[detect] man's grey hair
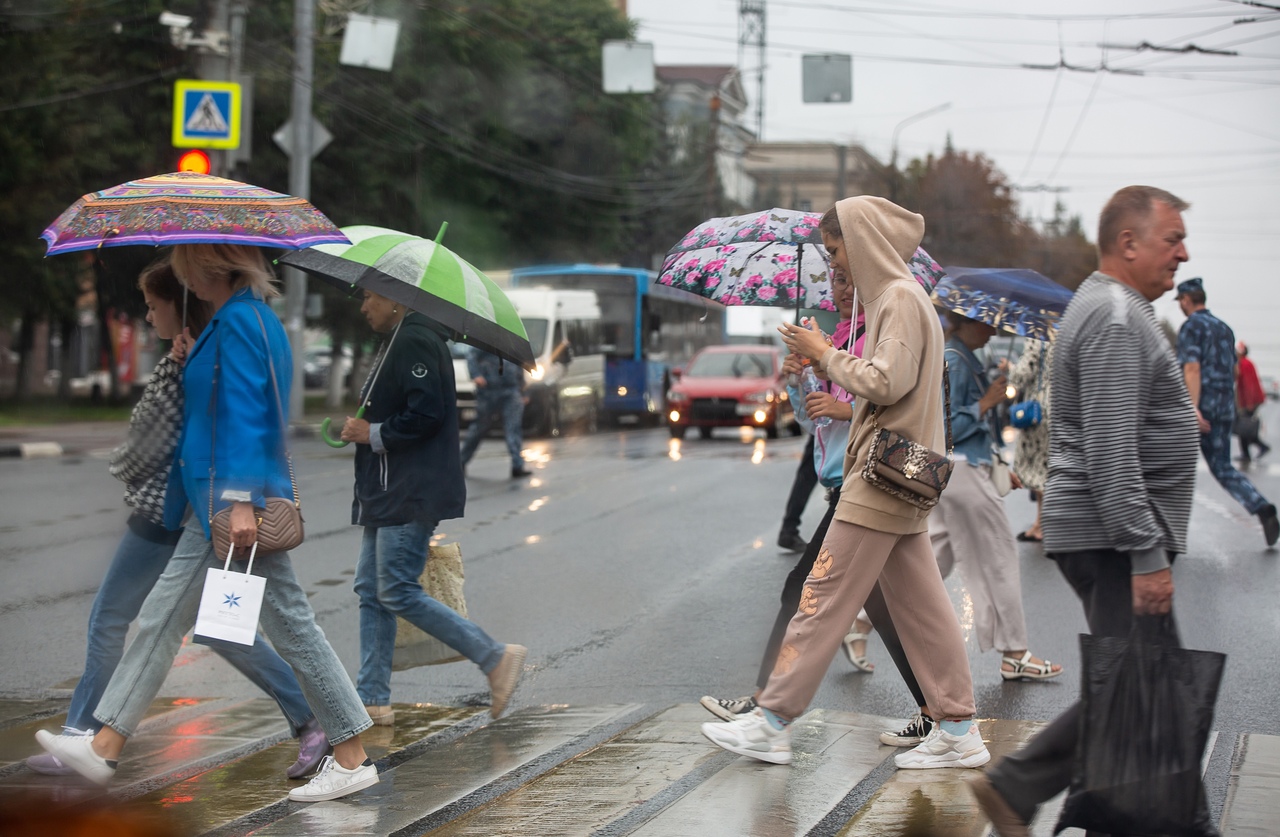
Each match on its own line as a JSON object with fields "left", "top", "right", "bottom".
{"left": 1098, "top": 185, "right": 1189, "bottom": 257}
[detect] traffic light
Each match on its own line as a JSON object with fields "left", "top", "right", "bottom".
{"left": 177, "top": 149, "right": 211, "bottom": 174}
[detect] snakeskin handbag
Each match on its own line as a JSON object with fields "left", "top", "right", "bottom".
{"left": 861, "top": 364, "right": 954, "bottom": 510}
{"left": 209, "top": 308, "right": 305, "bottom": 557}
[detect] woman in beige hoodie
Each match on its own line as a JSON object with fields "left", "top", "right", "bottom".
{"left": 701, "top": 196, "right": 988, "bottom": 770}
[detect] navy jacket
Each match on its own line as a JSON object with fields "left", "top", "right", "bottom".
{"left": 163, "top": 288, "right": 295, "bottom": 538}
{"left": 353, "top": 312, "right": 466, "bottom": 527}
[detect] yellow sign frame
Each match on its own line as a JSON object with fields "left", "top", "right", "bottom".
{"left": 172, "top": 79, "right": 241, "bottom": 149}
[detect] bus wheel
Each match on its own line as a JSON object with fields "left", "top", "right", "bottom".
{"left": 669, "top": 424, "right": 687, "bottom": 440}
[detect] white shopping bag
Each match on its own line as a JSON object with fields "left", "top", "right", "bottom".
{"left": 194, "top": 543, "right": 265, "bottom": 646}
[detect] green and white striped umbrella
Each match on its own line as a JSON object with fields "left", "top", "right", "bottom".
{"left": 278, "top": 224, "right": 534, "bottom": 370}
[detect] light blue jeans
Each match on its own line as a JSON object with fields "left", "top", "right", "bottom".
{"left": 95, "top": 524, "right": 371, "bottom": 744}
{"left": 354, "top": 520, "right": 505, "bottom": 705}
{"left": 68, "top": 519, "right": 313, "bottom": 735}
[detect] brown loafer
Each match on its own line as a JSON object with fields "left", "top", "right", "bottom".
{"left": 966, "top": 772, "right": 1030, "bottom": 837}
{"left": 487, "top": 644, "right": 528, "bottom": 719}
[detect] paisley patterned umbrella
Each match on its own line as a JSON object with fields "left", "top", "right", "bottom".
{"left": 657, "top": 208, "right": 947, "bottom": 310}
{"left": 931, "top": 267, "right": 1074, "bottom": 342}
{"left": 40, "top": 171, "right": 348, "bottom": 254}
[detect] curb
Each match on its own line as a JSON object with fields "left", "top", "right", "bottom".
{"left": 0, "top": 442, "right": 65, "bottom": 459}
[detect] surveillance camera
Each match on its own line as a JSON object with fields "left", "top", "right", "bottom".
{"left": 159, "top": 11, "right": 193, "bottom": 29}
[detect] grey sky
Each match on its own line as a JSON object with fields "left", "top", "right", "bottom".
{"left": 631, "top": 0, "right": 1280, "bottom": 370}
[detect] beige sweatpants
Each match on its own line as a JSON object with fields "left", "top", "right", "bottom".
{"left": 756, "top": 519, "right": 977, "bottom": 722}
{"left": 929, "top": 461, "right": 1029, "bottom": 654}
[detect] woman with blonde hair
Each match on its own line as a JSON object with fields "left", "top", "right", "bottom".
{"left": 28, "top": 259, "right": 332, "bottom": 781}
{"left": 38, "top": 243, "right": 379, "bottom": 803}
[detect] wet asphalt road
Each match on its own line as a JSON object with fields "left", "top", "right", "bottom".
{"left": 1, "top": 402, "right": 1278, "bottom": 750}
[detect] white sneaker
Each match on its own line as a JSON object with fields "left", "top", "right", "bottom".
{"left": 700, "top": 707, "right": 792, "bottom": 765}
{"left": 34, "top": 728, "right": 115, "bottom": 785}
{"left": 893, "top": 722, "right": 990, "bottom": 769}
{"left": 287, "top": 755, "right": 379, "bottom": 802}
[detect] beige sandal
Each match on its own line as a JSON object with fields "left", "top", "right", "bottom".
{"left": 841, "top": 632, "right": 875, "bottom": 673}
{"left": 1000, "top": 651, "right": 1062, "bottom": 681}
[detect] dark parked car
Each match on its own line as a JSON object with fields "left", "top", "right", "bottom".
{"left": 666, "top": 345, "right": 798, "bottom": 439}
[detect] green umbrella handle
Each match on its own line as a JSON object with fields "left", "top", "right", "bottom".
{"left": 320, "top": 405, "right": 367, "bottom": 448}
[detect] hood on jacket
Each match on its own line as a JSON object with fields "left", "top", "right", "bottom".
{"left": 834, "top": 196, "right": 925, "bottom": 305}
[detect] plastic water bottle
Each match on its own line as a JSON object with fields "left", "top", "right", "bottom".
{"left": 799, "top": 366, "right": 832, "bottom": 428}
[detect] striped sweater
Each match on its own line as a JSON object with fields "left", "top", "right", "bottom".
{"left": 1041, "top": 272, "right": 1199, "bottom": 573}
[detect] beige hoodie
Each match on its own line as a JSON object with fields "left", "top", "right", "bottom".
{"left": 818, "top": 196, "right": 947, "bottom": 535}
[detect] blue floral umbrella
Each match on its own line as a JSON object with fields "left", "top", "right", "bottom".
{"left": 931, "top": 267, "right": 1074, "bottom": 342}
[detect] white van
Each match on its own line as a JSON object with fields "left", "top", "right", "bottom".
{"left": 505, "top": 288, "right": 604, "bottom": 436}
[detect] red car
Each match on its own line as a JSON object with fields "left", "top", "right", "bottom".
{"left": 666, "top": 345, "right": 799, "bottom": 439}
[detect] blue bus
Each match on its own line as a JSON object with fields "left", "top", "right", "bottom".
{"left": 509, "top": 264, "right": 725, "bottom": 427}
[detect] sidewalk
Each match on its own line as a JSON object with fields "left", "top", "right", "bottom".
{"left": 0, "top": 420, "right": 129, "bottom": 458}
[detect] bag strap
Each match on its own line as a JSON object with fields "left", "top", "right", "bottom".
{"left": 207, "top": 303, "right": 300, "bottom": 530}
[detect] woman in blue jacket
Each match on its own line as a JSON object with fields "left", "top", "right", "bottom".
{"left": 340, "top": 290, "right": 526, "bottom": 724}
{"left": 37, "top": 243, "right": 379, "bottom": 804}
{"left": 28, "top": 260, "right": 328, "bottom": 782}
{"left": 934, "top": 311, "right": 1062, "bottom": 682}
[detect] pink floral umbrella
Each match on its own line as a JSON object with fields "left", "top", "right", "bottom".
{"left": 657, "top": 207, "right": 945, "bottom": 311}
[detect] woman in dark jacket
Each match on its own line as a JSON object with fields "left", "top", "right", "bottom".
{"left": 340, "top": 290, "right": 526, "bottom": 724}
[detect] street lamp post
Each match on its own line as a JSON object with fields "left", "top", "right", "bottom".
{"left": 889, "top": 102, "right": 950, "bottom": 201}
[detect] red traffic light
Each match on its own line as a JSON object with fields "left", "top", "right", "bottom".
{"left": 177, "top": 149, "right": 211, "bottom": 174}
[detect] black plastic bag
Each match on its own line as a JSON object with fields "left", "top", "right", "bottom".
{"left": 1056, "top": 614, "right": 1226, "bottom": 837}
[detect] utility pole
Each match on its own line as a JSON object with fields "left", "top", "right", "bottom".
{"left": 284, "top": 0, "right": 315, "bottom": 423}
{"left": 705, "top": 93, "right": 721, "bottom": 220}
{"left": 738, "top": 0, "right": 765, "bottom": 140}
{"left": 196, "top": 0, "right": 231, "bottom": 176}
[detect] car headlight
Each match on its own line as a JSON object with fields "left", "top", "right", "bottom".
{"left": 744, "top": 390, "right": 775, "bottom": 404}
{"left": 528, "top": 364, "right": 545, "bottom": 382}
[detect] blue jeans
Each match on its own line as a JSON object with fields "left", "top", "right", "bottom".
{"left": 460, "top": 388, "right": 524, "bottom": 471}
{"left": 354, "top": 521, "right": 504, "bottom": 705}
{"left": 95, "top": 524, "right": 371, "bottom": 744}
{"left": 1202, "top": 414, "right": 1268, "bottom": 514}
{"left": 68, "top": 520, "right": 313, "bottom": 735}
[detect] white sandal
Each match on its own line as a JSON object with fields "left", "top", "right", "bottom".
{"left": 841, "top": 632, "right": 875, "bottom": 673}
{"left": 1000, "top": 651, "right": 1062, "bottom": 681}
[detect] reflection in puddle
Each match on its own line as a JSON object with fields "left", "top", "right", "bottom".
{"left": 752, "top": 439, "right": 766, "bottom": 465}
{"left": 668, "top": 439, "right": 682, "bottom": 461}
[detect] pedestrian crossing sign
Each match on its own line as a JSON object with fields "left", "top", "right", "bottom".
{"left": 172, "top": 79, "right": 241, "bottom": 149}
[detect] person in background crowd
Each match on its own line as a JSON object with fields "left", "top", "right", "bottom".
{"left": 970, "top": 185, "right": 1200, "bottom": 835}
{"left": 777, "top": 434, "right": 818, "bottom": 553}
{"left": 937, "top": 311, "right": 1063, "bottom": 683}
{"left": 1175, "top": 277, "right": 1278, "bottom": 547}
{"left": 342, "top": 291, "right": 528, "bottom": 727}
{"left": 459, "top": 345, "right": 531, "bottom": 479}
{"left": 1007, "top": 340, "right": 1055, "bottom": 543}
{"left": 1234, "top": 341, "right": 1270, "bottom": 465}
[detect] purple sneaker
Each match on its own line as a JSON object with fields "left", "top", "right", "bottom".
{"left": 286, "top": 718, "right": 332, "bottom": 780}
{"left": 26, "top": 751, "right": 74, "bottom": 776}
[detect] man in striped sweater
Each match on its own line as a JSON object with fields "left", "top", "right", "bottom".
{"left": 968, "top": 185, "right": 1201, "bottom": 836}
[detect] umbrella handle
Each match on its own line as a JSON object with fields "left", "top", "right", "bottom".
{"left": 319, "top": 405, "right": 367, "bottom": 448}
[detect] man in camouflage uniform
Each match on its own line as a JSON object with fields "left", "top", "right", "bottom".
{"left": 1176, "top": 277, "right": 1278, "bottom": 547}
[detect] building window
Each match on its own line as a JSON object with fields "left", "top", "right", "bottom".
{"left": 797, "top": 199, "right": 812, "bottom": 211}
